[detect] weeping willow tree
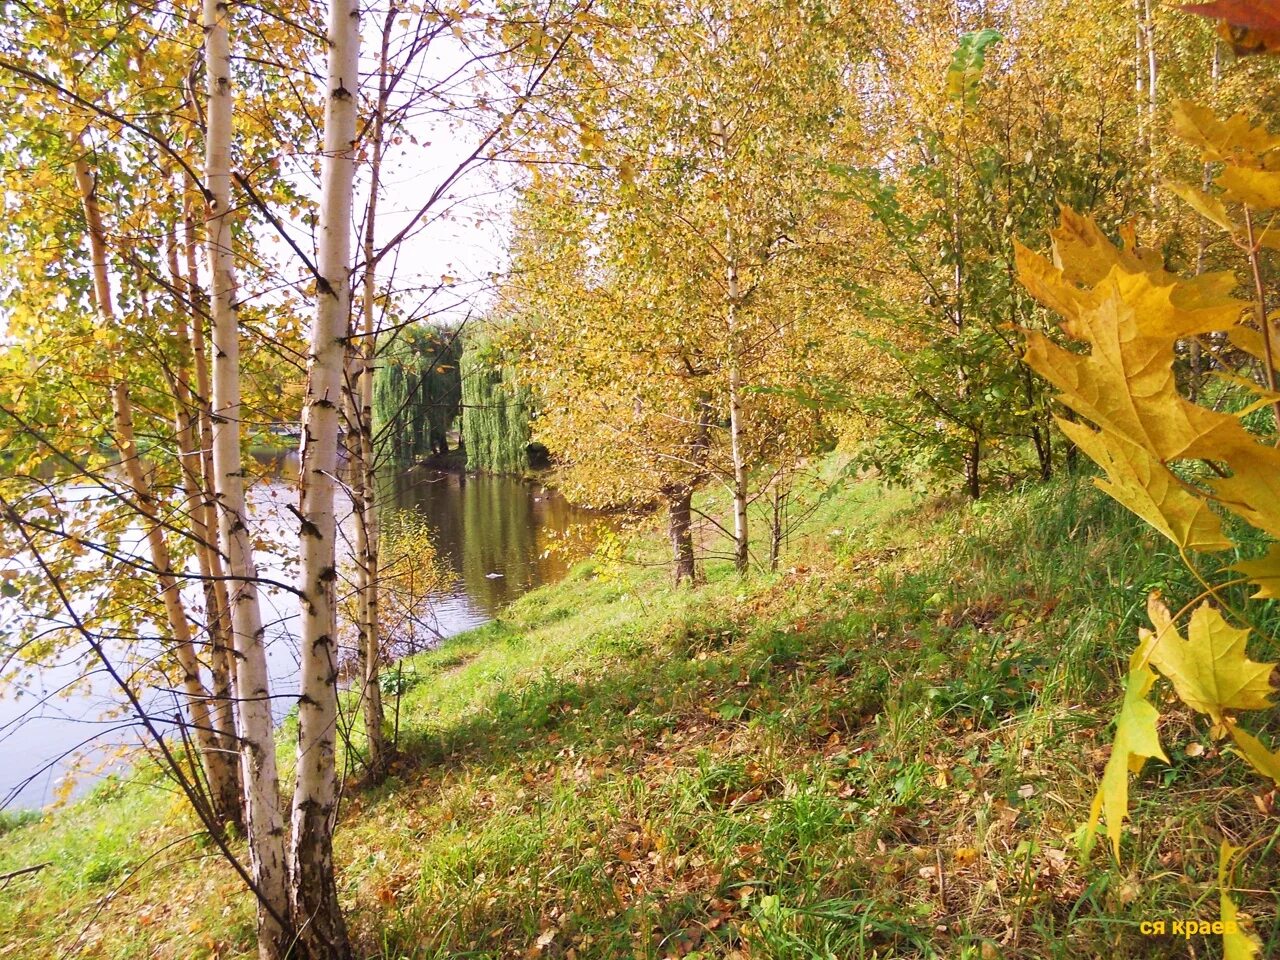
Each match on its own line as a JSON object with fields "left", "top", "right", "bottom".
{"left": 372, "top": 325, "right": 462, "bottom": 465}
{"left": 460, "top": 337, "right": 537, "bottom": 474}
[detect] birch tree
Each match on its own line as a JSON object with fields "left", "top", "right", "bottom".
{"left": 289, "top": 0, "right": 359, "bottom": 951}
{"left": 202, "top": 0, "right": 292, "bottom": 950}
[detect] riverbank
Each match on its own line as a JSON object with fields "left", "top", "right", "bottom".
{"left": 1, "top": 462, "right": 1274, "bottom": 958}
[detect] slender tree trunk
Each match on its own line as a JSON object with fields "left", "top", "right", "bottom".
{"left": 166, "top": 219, "right": 245, "bottom": 829}
{"left": 769, "top": 483, "right": 786, "bottom": 572}
{"left": 950, "top": 196, "right": 978, "bottom": 499}
{"left": 1143, "top": 0, "right": 1159, "bottom": 210}
{"left": 1134, "top": 0, "right": 1146, "bottom": 153}
{"left": 71, "top": 150, "right": 241, "bottom": 833}
{"left": 668, "top": 488, "right": 696, "bottom": 585}
{"left": 713, "top": 118, "right": 749, "bottom": 574}
{"left": 725, "top": 284, "right": 749, "bottom": 573}
{"left": 177, "top": 203, "right": 243, "bottom": 793}
{"left": 289, "top": 0, "right": 360, "bottom": 951}
{"left": 1188, "top": 42, "right": 1220, "bottom": 403}
{"left": 347, "top": 3, "right": 397, "bottom": 783}
{"left": 202, "top": 0, "right": 292, "bottom": 952}
{"left": 966, "top": 430, "right": 981, "bottom": 500}
{"left": 110, "top": 382, "right": 239, "bottom": 823}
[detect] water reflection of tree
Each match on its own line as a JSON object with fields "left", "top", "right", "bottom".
{"left": 378, "top": 469, "right": 582, "bottom": 618}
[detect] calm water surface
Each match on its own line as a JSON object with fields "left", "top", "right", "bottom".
{"left": 0, "top": 462, "right": 595, "bottom": 810}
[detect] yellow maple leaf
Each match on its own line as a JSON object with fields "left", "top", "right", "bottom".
{"left": 1056, "top": 419, "right": 1229, "bottom": 552}
{"left": 1230, "top": 542, "right": 1280, "bottom": 599}
{"left": 1211, "top": 442, "right": 1280, "bottom": 538}
{"left": 1014, "top": 240, "right": 1086, "bottom": 329}
{"left": 1219, "top": 842, "right": 1263, "bottom": 960}
{"left": 1144, "top": 601, "right": 1274, "bottom": 723}
{"left": 1171, "top": 100, "right": 1280, "bottom": 168}
{"left": 1226, "top": 323, "right": 1280, "bottom": 369}
{"left": 1049, "top": 207, "right": 1149, "bottom": 286}
{"left": 1219, "top": 166, "right": 1280, "bottom": 211}
{"left": 1167, "top": 180, "right": 1239, "bottom": 234}
{"left": 1086, "top": 654, "right": 1166, "bottom": 858}
{"left": 1024, "top": 279, "right": 1250, "bottom": 461}
{"left": 1019, "top": 227, "right": 1241, "bottom": 341}
{"left": 1225, "top": 720, "right": 1280, "bottom": 784}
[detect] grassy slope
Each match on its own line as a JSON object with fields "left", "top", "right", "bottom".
{"left": 1, "top": 461, "right": 1277, "bottom": 959}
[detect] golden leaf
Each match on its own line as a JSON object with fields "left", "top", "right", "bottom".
{"left": 1229, "top": 542, "right": 1280, "bottom": 599}
{"left": 1049, "top": 207, "right": 1148, "bottom": 286}
{"left": 1086, "top": 655, "right": 1166, "bottom": 858}
{"left": 1226, "top": 720, "right": 1280, "bottom": 784}
{"left": 1225, "top": 323, "right": 1280, "bottom": 367}
{"left": 1056, "top": 418, "right": 1229, "bottom": 552}
{"left": 1144, "top": 601, "right": 1274, "bottom": 723}
{"left": 1166, "top": 181, "right": 1238, "bottom": 233}
{"left": 1024, "top": 278, "right": 1250, "bottom": 461}
{"left": 1013, "top": 241, "right": 1087, "bottom": 329}
{"left": 1020, "top": 211, "right": 1242, "bottom": 335}
{"left": 1219, "top": 166, "right": 1280, "bottom": 211}
{"left": 1171, "top": 100, "right": 1280, "bottom": 167}
{"left": 1210, "top": 442, "right": 1280, "bottom": 538}
{"left": 1219, "top": 842, "right": 1263, "bottom": 960}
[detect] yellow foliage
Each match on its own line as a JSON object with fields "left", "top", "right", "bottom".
{"left": 1018, "top": 100, "right": 1280, "bottom": 870}
{"left": 1219, "top": 843, "right": 1263, "bottom": 960}
{"left": 1229, "top": 543, "right": 1280, "bottom": 599}
{"left": 1226, "top": 721, "right": 1280, "bottom": 785}
{"left": 1085, "top": 655, "right": 1165, "bottom": 858}
{"left": 1143, "top": 599, "right": 1274, "bottom": 724}
{"left": 1219, "top": 166, "right": 1280, "bottom": 210}
{"left": 1023, "top": 275, "right": 1247, "bottom": 461}
{"left": 1055, "top": 419, "right": 1229, "bottom": 552}
{"left": 1171, "top": 100, "right": 1280, "bottom": 168}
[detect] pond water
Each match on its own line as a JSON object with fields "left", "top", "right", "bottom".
{"left": 0, "top": 462, "right": 597, "bottom": 811}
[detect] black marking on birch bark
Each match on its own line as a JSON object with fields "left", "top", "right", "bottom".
{"left": 287, "top": 503, "right": 322, "bottom": 538}
{"left": 297, "top": 693, "right": 318, "bottom": 707}
{"left": 333, "top": 80, "right": 352, "bottom": 101}
{"left": 320, "top": 566, "right": 337, "bottom": 583}
{"left": 314, "top": 396, "right": 338, "bottom": 409}
{"left": 317, "top": 276, "right": 337, "bottom": 297}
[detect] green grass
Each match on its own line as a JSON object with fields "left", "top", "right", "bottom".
{"left": 1, "top": 458, "right": 1277, "bottom": 959}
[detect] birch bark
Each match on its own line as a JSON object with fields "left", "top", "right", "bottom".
{"left": 288, "top": 0, "right": 360, "bottom": 949}
{"left": 202, "top": 0, "right": 292, "bottom": 951}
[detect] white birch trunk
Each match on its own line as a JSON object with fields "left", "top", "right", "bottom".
{"left": 713, "top": 118, "right": 749, "bottom": 573}
{"left": 288, "top": 0, "right": 359, "bottom": 950}
{"left": 201, "top": 0, "right": 291, "bottom": 952}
